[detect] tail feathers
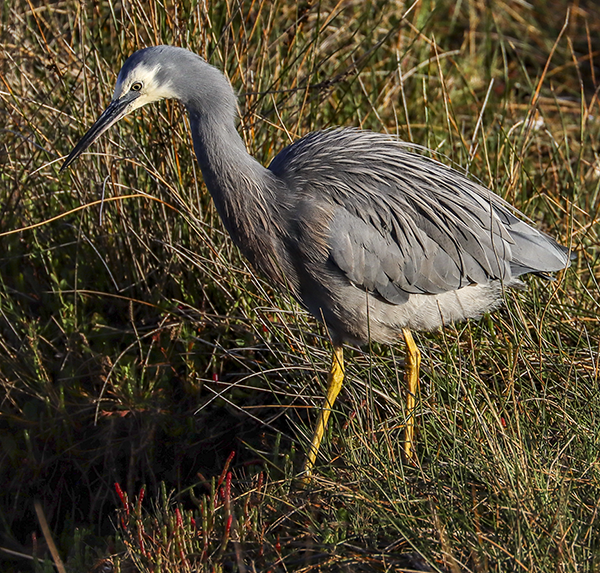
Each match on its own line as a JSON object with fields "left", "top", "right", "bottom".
{"left": 507, "top": 220, "right": 571, "bottom": 278}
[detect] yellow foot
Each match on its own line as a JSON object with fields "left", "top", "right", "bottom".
{"left": 300, "top": 344, "right": 345, "bottom": 481}
{"left": 402, "top": 328, "right": 421, "bottom": 463}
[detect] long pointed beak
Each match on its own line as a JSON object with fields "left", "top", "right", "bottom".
{"left": 60, "top": 92, "right": 139, "bottom": 172}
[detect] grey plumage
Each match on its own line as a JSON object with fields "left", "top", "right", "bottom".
{"left": 62, "top": 45, "right": 571, "bottom": 473}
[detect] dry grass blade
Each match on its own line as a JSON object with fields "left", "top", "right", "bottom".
{"left": 33, "top": 501, "right": 67, "bottom": 573}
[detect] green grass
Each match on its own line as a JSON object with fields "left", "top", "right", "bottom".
{"left": 1, "top": 0, "right": 599, "bottom": 571}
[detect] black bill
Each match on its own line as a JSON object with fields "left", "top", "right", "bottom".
{"left": 61, "top": 92, "right": 139, "bottom": 172}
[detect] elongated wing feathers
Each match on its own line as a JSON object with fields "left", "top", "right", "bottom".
{"left": 268, "top": 129, "right": 570, "bottom": 304}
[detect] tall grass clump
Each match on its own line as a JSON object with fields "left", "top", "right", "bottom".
{"left": 1, "top": 0, "right": 599, "bottom": 571}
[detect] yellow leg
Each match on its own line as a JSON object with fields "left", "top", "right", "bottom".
{"left": 301, "top": 344, "right": 345, "bottom": 479}
{"left": 402, "top": 328, "right": 421, "bottom": 462}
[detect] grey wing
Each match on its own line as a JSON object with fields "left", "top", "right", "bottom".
{"left": 270, "top": 129, "right": 570, "bottom": 305}
{"left": 326, "top": 188, "right": 511, "bottom": 304}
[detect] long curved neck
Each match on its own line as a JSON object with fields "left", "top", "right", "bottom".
{"left": 187, "top": 105, "right": 271, "bottom": 236}
{"left": 177, "top": 61, "right": 292, "bottom": 284}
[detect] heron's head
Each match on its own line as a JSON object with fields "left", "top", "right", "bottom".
{"left": 113, "top": 48, "right": 180, "bottom": 110}
{"left": 61, "top": 46, "right": 193, "bottom": 171}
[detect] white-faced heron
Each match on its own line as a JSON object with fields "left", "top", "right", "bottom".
{"left": 61, "top": 46, "right": 571, "bottom": 478}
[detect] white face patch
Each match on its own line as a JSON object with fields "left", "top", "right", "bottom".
{"left": 113, "top": 62, "right": 177, "bottom": 112}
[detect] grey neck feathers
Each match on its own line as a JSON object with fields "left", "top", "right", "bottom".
{"left": 173, "top": 58, "right": 290, "bottom": 281}
{"left": 176, "top": 60, "right": 277, "bottom": 237}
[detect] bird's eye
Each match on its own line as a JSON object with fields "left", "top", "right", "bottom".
{"left": 130, "top": 82, "right": 143, "bottom": 91}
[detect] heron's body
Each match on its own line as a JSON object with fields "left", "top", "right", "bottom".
{"left": 199, "top": 122, "right": 566, "bottom": 345}
{"left": 62, "top": 46, "right": 571, "bottom": 477}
